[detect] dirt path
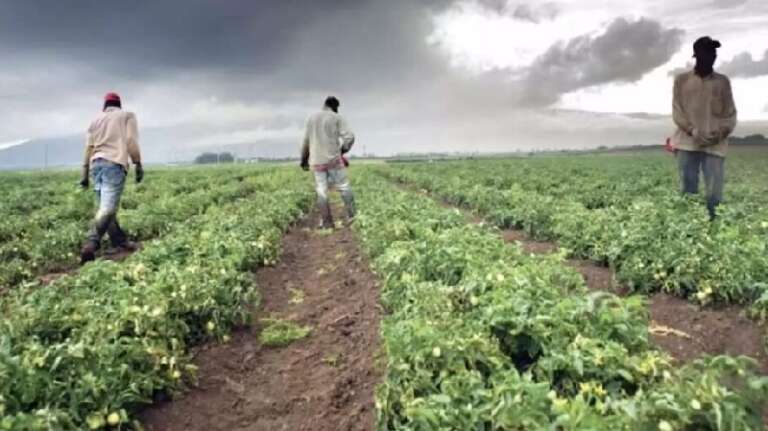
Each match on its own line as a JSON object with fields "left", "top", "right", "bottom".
{"left": 401, "top": 181, "right": 768, "bottom": 373}
{"left": 139, "top": 208, "right": 381, "bottom": 431}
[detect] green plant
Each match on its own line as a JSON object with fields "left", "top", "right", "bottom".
{"left": 259, "top": 318, "right": 312, "bottom": 347}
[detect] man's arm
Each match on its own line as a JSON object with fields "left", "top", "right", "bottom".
{"left": 126, "top": 113, "right": 141, "bottom": 165}
{"left": 339, "top": 116, "right": 355, "bottom": 154}
{"left": 717, "top": 77, "right": 738, "bottom": 140}
{"left": 126, "top": 113, "right": 144, "bottom": 182}
{"left": 80, "top": 132, "right": 94, "bottom": 189}
{"left": 672, "top": 75, "right": 694, "bottom": 136}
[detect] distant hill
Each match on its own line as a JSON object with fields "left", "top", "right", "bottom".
{"left": 0, "top": 136, "right": 83, "bottom": 170}
{"left": 0, "top": 133, "right": 300, "bottom": 170}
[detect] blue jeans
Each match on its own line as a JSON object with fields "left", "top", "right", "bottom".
{"left": 86, "top": 159, "right": 127, "bottom": 246}
{"left": 677, "top": 150, "right": 724, "bottom": 219}
{"left": 313, "top": 168, "right": 356, "bottom": 219}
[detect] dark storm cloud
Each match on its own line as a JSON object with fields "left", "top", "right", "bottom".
{"left": 719, "top": 50, "right": 768, "bottom": 78}
{"left": 521, "top": 18, "right": 684, "bottom": 105}
{"left": 0, "top": 1, "right": 354, "bottom": 76}
{"left": 0, "top": 0, "right": 452, "bottom": 80}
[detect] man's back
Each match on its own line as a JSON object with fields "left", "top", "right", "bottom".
{"left": 87, "top": 107, "right": 140, "bottom": 169}
{"left": 304, "top": 109, "right": 354, "bottom": 167}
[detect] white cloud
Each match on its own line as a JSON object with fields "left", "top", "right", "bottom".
{"left": 431, "top": 1, "right": 611, "bottom": 71}
{"left": 432, "top": 0, "right": 768, "bottom": 120}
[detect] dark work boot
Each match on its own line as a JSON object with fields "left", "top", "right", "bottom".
{"left": 108, "top": 218, "right": 127, "bottom": 247}
{"left": 318, "top": 202, "right": 334, "bottom": 229}
{"left": 106, "top": 218, "right": 139, "bottom": 253}
{"left": 80, "top": 241, "right": 98, "bottom": 264}
{"left": 706, "top": 198, "right": 719, "bottom": 221}
{"left": 80, "top": 212, "right": 112, "bottom": 263}
{"left": 341, "top": 192, "right": 357, "bottom": 224}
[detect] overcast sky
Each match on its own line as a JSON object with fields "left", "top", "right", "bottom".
{"left": 0, "top": 0, "right": 767, "bottom": 159}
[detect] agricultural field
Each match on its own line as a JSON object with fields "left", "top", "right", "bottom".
{"left": 2, "top": 150, "right": 768, "bottom": 430}
{"left": 383, "top": 149, "right": 768, "bottom": 310}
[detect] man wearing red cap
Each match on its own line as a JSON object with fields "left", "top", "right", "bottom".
{"left": 672, "top": 36, "right": 737, "bottom": 220}
{"left": 79, "top": 92, "right": 144, "bottom": 263}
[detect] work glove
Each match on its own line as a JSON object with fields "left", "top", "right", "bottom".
{"left": 689, "top": 128, "right": 717, "bottom": 147}
{"left": 79, "top": 165, "right": 90, "bottom": 190}
{"left": 135, "top": 163, "right": 144, "bottom": 184}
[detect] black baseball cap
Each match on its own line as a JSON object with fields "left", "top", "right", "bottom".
{"left": 693, "top": 36, "right": 721, "bottom": 57}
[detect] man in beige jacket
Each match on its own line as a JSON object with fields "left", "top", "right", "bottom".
{"left": 300, "top": 96, "right": 356, "bottom": 229}
{"left": 672, "top": 36, "right": 737, "bottom": 220}
{"left": 79, "top": 92, "right": 144, "bottom": 263}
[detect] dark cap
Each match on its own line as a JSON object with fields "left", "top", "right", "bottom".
{"left": 324, "top": 96, "right": 340, "bottom": 112}
{"left": 693, "top": 36, "right": 721, "bottom": 56}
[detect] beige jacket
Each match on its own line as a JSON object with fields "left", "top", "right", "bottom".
{"left": 83, "top": 107, "right": 141, "bottom": 169}
{"left": 672, "top": 70, "right": 737, "bottom": 158}
{"left": 301, "top": 108, "right": 355, "bottom": 169}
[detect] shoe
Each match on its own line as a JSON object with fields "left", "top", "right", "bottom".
{"left": 80, "top": 242, "right": 98, "bottom": 264}
{"left": 115, "top": 240, "right": 140, "bottom": 252}
{"left": 318, "top": 202, "right": 334, "bottom": 229}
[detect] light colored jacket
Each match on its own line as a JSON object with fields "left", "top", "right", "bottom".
{"left": 672, "top": 70, "right": 737, "bottom": 158}
{"left": 83, "top": 107, "right": 141, "bottom": 169}
{"left": 301, "top": 108, "right": 355, "bottom": 170}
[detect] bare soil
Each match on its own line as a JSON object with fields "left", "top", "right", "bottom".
{"left": 139, "top": 208, "right": 381, "bottom": 431}
{"left": 649, "top": 294, "right": 768, "bottom": 373}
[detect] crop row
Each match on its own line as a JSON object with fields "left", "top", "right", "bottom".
{"left": 352, "top": 170, "right": 767, "bottom": 430}
{"left": 381, "top": 163, "right": 768, "bottom": 310}
{"left": 0, "top": 169, "right": 314, "bottom": 430}
{"left": 425, "top": 155, "right": 768, "bottom": 211}
{"left": 0, "top": 167, "right": 270, "bottom": 289}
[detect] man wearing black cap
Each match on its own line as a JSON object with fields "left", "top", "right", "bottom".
{"left": 672, "top": 36, "right": 737, "bottom": 220}
{"left": 300, "top": 96, "right": 356, "bottom": 229}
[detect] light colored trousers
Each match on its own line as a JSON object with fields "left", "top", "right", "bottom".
{"left": 313, "top": 168, "right": 356, "bottom": 218}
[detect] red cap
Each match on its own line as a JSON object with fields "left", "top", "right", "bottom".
{"left": 104, "top": 92, "right": 121, "bottom": 102}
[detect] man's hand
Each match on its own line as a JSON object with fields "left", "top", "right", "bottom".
{"left": 700, "top": 130, "right": 722, "bottom": 147}
{"left": 79, "top": 166, "right": 90, "bottom": 190}
{"left": 135, "top": 163, "right": 144, "bottom": 184}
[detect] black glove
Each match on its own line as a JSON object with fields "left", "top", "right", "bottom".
{"left": 300, "top": 157, "right": 309, "bottom": 171}
{"left": 135, "top": 163, "right": 144, "bottom": 184}
{"left": 79, "top": 165, "right": 90, "bottom": 190}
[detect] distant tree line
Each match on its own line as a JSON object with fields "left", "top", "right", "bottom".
{"left": 194, "top": 152, "right": 235, "bottom": 164}
{"left": 731, "top": 134, "right": 767, "bottom": 145}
